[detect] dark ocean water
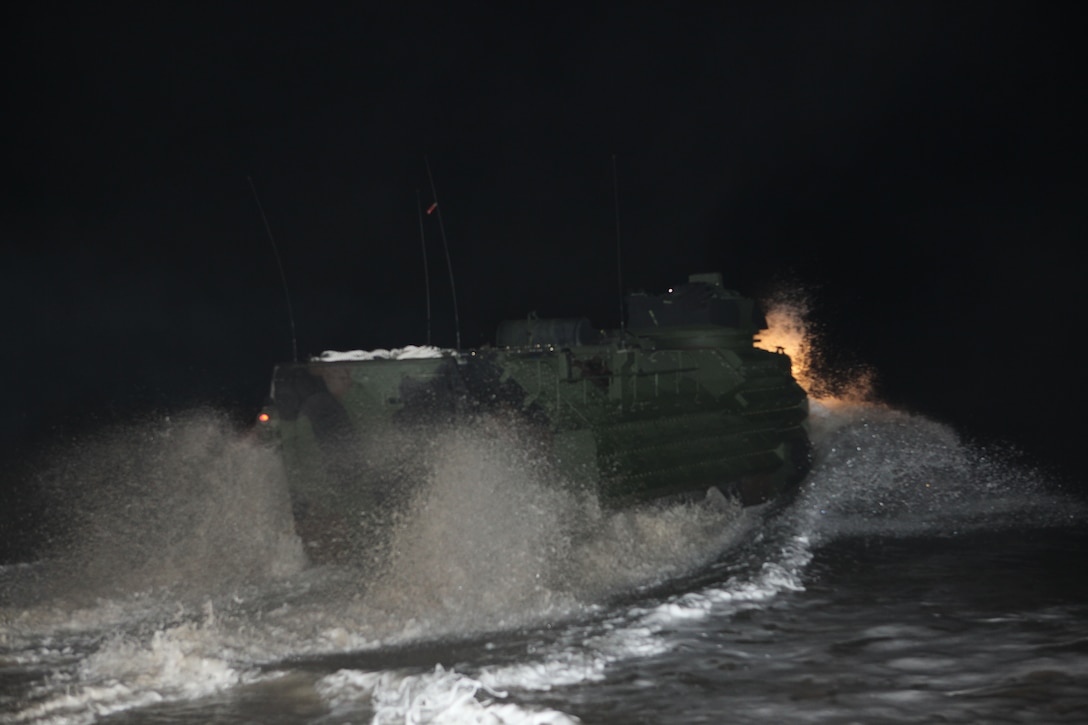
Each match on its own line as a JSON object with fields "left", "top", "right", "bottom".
{"left": 2, "top": 400, "right": 1085, "bottom": 724}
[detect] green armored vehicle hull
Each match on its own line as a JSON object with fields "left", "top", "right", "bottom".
{"left": 259, "top": 274, "right": 809, "bottom": 560}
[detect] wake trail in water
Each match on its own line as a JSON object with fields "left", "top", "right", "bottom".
{"left": 435, "top": 399, "right": 1082, "bottom": 724}
{"left": 4, "top": 292, "right": 1083, "bottom": 723}
{"left": 291, "top": 394, "right": 1083, "bottom": 723}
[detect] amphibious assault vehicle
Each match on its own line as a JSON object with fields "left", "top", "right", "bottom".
{"left": 259, "top": 273, "right": 810, "bottom": 560}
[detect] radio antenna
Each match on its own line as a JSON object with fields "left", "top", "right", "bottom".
{"left": 424, "top": 156, "right": 462, "bottom": 351}
{"left": 247, "top": 176, "right": 298, "bottom": 362}
{"left": 416, "top": 189, "right": 433, "bottom": 346}
{"left": 612, "top": 154, "right": 626, "bottom": 344}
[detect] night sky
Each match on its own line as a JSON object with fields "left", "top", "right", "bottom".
{"left": 3, "top": 2, "right": 1084, "bottom": 521}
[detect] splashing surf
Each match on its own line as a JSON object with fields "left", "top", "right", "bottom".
{"left": 3, "top": 294, "right": 1081, "bottom": 724}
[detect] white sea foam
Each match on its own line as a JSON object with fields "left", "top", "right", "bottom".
{"left": 474, "top": 532, "right": 813, "bottom": 706}
{"left": 316, "top": 665, "right": 580, "bottom": 724}
{"left": 476, "top": 622, "right": 674, "bottom": 696}
{"left": 635, "top": 533, "right": 810, "bottom": 628}
{"left": 478, "top": 654, "right": 610, "bottom": 692}
{"left": 8, "top": 614, "right": 271, "bottom": 725}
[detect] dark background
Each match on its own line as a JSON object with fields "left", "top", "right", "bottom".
{"left": 2, "top": 2, "right": 1083, "bottom": 555}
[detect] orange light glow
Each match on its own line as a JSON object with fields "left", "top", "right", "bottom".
{"left": 755, "top": 292, "right": 876, "bottom": 406}
{"left": 754, "top": 299, "right": 813, "bottom": 392}
{"left": 258, "top": 412, "right": 270, "bottom": 422}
